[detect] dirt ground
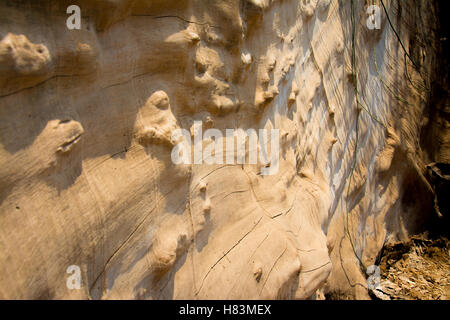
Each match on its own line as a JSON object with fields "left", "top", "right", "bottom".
{"left": 373, "top": 234, "right": 449, "bottom": 300}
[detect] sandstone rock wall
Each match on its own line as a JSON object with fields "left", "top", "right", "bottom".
{"left": 0, "top": 0, "right": 441, "bottom": 299}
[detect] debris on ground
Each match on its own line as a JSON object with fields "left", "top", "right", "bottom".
{"left": 373, "top": 234, "right": 449, "bottom": 300}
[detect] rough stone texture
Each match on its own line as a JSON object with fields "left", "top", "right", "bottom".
{"left": 0, "top": 0, "right": 444, "bottom": 299}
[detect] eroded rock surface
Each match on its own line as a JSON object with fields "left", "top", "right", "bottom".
{"left": 0, "top": 0, "right": 444, "bottom": 299}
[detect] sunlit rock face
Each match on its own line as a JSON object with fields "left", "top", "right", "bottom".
{"left": 0, "top": 0, "right": 442, "bottom": 299}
